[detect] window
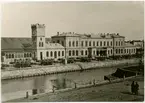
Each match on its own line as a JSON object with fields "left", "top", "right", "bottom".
{"left": 24, "top": 53, "right": 26, "bottom": 57}
{"left": 110, "top": 41, "right": 112, "bottom": 46}
{"left": 100, "top": 41, "right": 102, "bottom": 46}
{"left": 69, "top": 50, "right": 71, "bottom": 56}
{"left": 73, "top": 41, "right": 75, "bottom": 47}
{"left": 93, "top": 41, "right": 95, "bottom": 46}
{"left": 85, "top": 50, "right": 87, "bottom": 55}
{"left": 111, "top": 49, "right": 112, "bottom": 54}
{"left": 12, "top": 54, "right": 14, "bottom": 58}
{"left": 57, "top": 40, "right": 59, "bottom": 43}
{"left": 85, "top": 41, "right": 88, "bottom": 47}
{"left": 76, "top": 41, "right": 78, "bottom": 47}
{"left": 121, "top": 49, "right": 123, "bottom": 53}
{"left": 116, "top": 49, "right": 117, "bottom": 54}
{"left": 108, "top": 50, "right": 109, "bottom": 55}
{"left": 27, "top": 53, "right": 29, "bottom": 57}
{"left": 96, "top": 41, "right": 98, "bottom": 46}
{"left": 116, "top": 41, "right": 118, "bottom": 46}
{"left": 76, "top": 50, "right": 78, "bottom": 56}
{"left": 51, "top": 51, "right": 53, "bottom": 57}
{"left": 62, "top": 51, "right": 64, "bottom": 56}
{"left": 89, "top": 41, "right": 91, "bottom": 46}
{"left": 58, "top": 51, "right": 60, "bottom": 57}
{"left": 81, "top": 41, "right": 84, "bottom": 47}
{"left": 39, "top": 42, "right": 41, "bottom": 47}
{"left": 124, "top": 49, "right": 126, "bottom": 53}
{"left": 40, "top": 38, "right": 42, "bottom": 40}
{"left": 42, "top": 42, "right": 43, "bottom": 47}
{"left": 107, "top": 41, "right": 109, "bottom": 46}
{"left": 93, "top": 51, "right": 95, "bottom": 55}
{"left": 96, "top": 51, "right": 99, "bottom": 56}
{"left": 81, "top": 50, "right": 83, "bottom": 55}
{"left": 69, "top": 41, "right": 71, "bottom": 47}
{"left": 6, "top": 54, "right": 8, "bottom": 59}
{"left": 104, "top": 41, "right": 106, "bottom": 46}
{"left": 46, "top": 51, "right": 49, "bottom": 57}
{"left": 30, "top": 53, "right": 31, "bottom": 57}
{"left": 73, "top": 50, "right": 75, "bottom": 56}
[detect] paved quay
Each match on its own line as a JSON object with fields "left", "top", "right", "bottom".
{"left": 6, "top": 76, "right": 144, "bottom": 102}
{"left": 1, "top": 58, "right": 140, "bottom": 80}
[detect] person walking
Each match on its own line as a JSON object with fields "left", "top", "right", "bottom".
{"left": 134, "top": 82, "right": 139, "bottom": 95}
{"left": 131, "top": 81, "right": 135, "bottom": 94}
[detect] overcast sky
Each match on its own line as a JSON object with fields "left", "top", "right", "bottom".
{"left": 1, "top": 1, "right": 144, "bottom": 40}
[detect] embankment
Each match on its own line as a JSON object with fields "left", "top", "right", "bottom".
{"left": 1, "top": 58, "right": 141, "bottom": 80}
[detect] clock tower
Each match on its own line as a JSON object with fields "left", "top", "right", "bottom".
{"left": 31, "top": 23, "right": 46, "bottom": 60}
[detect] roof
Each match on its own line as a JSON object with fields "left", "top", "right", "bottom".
{"left": 45, "top": 42, "right": 64, "bottom": 49}
{"left": 1, "top": 37, "right": 51, "bottom": 51}
{"left": 52, "top": 32, "right": 125, "bottom": 39}
{"left": 125, "top": 42, "right": 136, "bottom": 47}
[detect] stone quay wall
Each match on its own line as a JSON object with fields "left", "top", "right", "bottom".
{"left": 1, "top": 58, "right": 141, "bottom": 80}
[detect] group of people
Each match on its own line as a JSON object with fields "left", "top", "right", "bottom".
{"left": 131, "top": 81, "right": 139, "bottom": 95}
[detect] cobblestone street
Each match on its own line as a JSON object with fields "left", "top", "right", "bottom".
{"left": 7, "top": 76, "right": 144, "bottom": 102}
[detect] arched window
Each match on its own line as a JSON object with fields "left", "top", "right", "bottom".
{"left": 54, "top": 51, "right": 57, "bottom": 58}
{"left": 51, "top": 51, "right": 53, "bottom": 57}
{"left": 58, "top": 51, "right": 60, "bottom": 57}
{"left": 81, "top": 50, "right": 83, "bottom": 55}
{"left": 46, "top": 51, "right": 49, "bottom": 57}
{"left": 72, "top": 41, "right": 75, "bottom": 47}
{"left": 76, "top": 41, "right": 78, "bottom": 47}
{"left": 29, "top": 53, "right": 31, "bottom": 57}
{"left": 110, "top": 41, "right": 112, "bottom": 46}
{"left": 96, "top": 41, "right": 98, "bottom": 46}
{"left": 93, "top": 50, "right": 95, "bottom": 55}
{"left": 108, "top": 50, "right": 110, "bottom": 55}
{"left": 76, "top": 50, "right": 78, "bottom": 56}
{"left": 62, "top": 51, "right": 64, "bottom": 56}
{"left": 6, "top": 54, "right": 8, "bottom": 59}
{"left": 89, "top": 41, "right": 91, "bottom": 46}
{"left": 27, "top": 53, "right": 29, "bottom": 57}
{"left": 69, "top": 41, "right": 71, "bottom": 47}
{"left": 85, "top": 41, "right": 88, "bottom": 47}
{"left": 9, "top": 54, "right": 11, "bottom": 58}
{"left": 41, "top": 42, "right": 43, "bottom": 47}
{"left": 81, "top": 41, "right": 83, "bottom": 47}
{"left": 85, "top": 50, "right": 87, "bottom": 55}
{"left": 96, "top": 51, "right": 99, "bottom": 56}
{"left": 104, "top": 41, "right": 106, "bottom": 46}
{"left": 100, "top": 41, "right": 102, "bottom": 46}
{"left": 73, "top": 50, "right": 75, "bottom": 56}
{"left": 69, "top": 50, "right": 71, "bottom": 56}
{"left": 93, "top": 41, "right": 95, "bottom": 46}
{"left": 12, "top": 54, "right": 14, "bottom": 58}
{"left": 107, "top": 41, "right": 109, "bottom": 46}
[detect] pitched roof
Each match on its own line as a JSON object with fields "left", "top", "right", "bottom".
{"left": 1, "top": 37, "right": 51, "bottom": 51}
{"left": 46, "top": 42, "right": 64, "bottom": 49}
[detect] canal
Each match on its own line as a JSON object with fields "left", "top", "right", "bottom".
{"left": 2, "top": 67, "right": 117, "bottom": 101}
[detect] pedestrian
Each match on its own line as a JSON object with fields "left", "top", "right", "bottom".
{"left": 131, "top": 81, "right": 135, "bottom": 94}
{"left": 134, "top": 82, "right": 139, "bottom": 95}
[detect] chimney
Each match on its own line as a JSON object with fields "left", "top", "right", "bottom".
{"left": 57, "top": 32, "right": 59, "bottom": 35}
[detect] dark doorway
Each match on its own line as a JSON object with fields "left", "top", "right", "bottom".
{"left": 40, "top": 52, "right": 43, "bottom": 60}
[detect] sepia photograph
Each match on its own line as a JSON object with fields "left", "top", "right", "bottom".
{"left": 1, "top": 1, "right": 144, "bottom": 102}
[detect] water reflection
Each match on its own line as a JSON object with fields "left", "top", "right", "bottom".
{"left": 2, "top": 67, "right": 117, "bottom": 101}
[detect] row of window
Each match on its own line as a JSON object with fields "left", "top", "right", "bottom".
{"left": 69, "top": 41, "right": 79, "bottom": 47}
{"left": 115, "top": 48, "right": 136, "bottom": 54}
{"left": 69, "top": 50, "right": 79, "bottom": 56}
{"left": 115, "top": 41, "right": 123, "bottom": 46}
{"left": 5, "top": 53, "right": 31, "bottom": 59}
{"left": 81, "top": 41, "right": 113, "bottom": 47}
{"left": 46, "top": 51, "right": 64, "bottom": 57}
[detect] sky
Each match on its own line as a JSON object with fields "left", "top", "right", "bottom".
{"left": 1, "top": 1, "right": 144, "bottom": 40}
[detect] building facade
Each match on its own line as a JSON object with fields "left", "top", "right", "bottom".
{"left": 1, "top": 23, "right": 140, "bottom": 64}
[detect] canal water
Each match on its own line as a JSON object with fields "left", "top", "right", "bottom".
{"left": 2, "top": 67, "right": 117, "bottom": 101}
